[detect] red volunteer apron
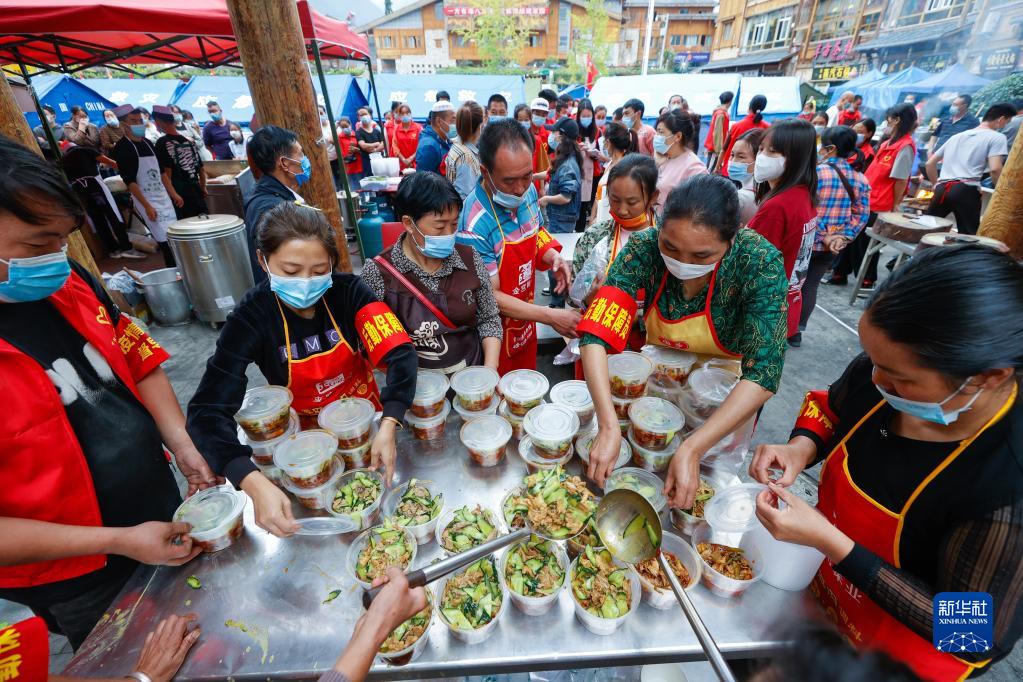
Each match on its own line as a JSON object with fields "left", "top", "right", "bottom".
{"left": 812, "top": 388, "right": 1017, "bottom": 682}
{"left": 276, "top": 297, "right": 381, "bottom": 429}
{"left": 865, "top": 134, "right": 916, "bottom": 212}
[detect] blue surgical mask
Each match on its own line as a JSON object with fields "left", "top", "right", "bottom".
{"left": 520, "top": 120, "right": 531, "bottom": 131}
{"left": 410, "top": 220, "right": 456, "bottom": 259}
{"left": 856, "top": 133, "right": 865, "bottom": 146}
{"left": 320, "top": 115, "right": 328, "bottom": 125}
{"left": 653, "top": 134, "right": 675, "bottom": 155}
{"left": 727, "top": 160, "right": 751, "bottom": 183}
{"left": 580, "top": 116, "right": 593, "bottom": 128}
{"left": 105, "top": 116, "right": 118, "bottom": 127}
{"left": 486, "top": 171, "right": 527, "bottom": 210}
{"left": 489, "top": 114, "right": 506, "bottom": 122}
{"left": 340, "top": 127, "right": 352, "bottom": 135}
{"left": 173, "top": 114, "right": 184, "bottom": 124}
{"left": 266, "top": 263, "right": 333, "bottom": 309}
{"left": 361, "top": 115, "right": 373, "bottom": 126}
{"left": 448, "top": 123, "right": 458, "bottom": 140}
{"left": 210, "top": 111, "right": 222, "bottom": 122}
{"left": 949, "top": 104, "right": 959, "bottom": 116}
{"left": 622, "top": 115, "right": 634, "bottom": 128}
{"left": 875, "top": 379, "right": 983, "bottom": 426}
{"left": 0, "top": 247, "right": 71, "bottom": 303}
{"left": 548, "top": 134, "right": 560, "bottom": 151}
{"left": 402, "top": 114, "right": 412, "bottom": 124}
{"left": 284, "top": 156, "right": 312, "bottom": 187}
{"left": 532, "top": 114, "right": 546, "bottom": 128}
{"left": 130, "top": 124, "right": 147, "bottom": 137}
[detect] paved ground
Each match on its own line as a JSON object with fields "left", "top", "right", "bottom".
{"left": 4, "top": 242, "right": 1020, "bottom": 679}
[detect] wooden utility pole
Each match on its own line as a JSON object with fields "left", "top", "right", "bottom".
{"left": 226, "top": 0, "right": 352, "bottom": 272}
{"left": 0, "top": 76, "right": 102, "bottom": 279}
{"left": 979, "top": 134, "right": 1023, "bottom": 259}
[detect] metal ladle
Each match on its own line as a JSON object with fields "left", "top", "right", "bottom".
{"left": 595, "top": 489, "right": 737, "bottom": 682}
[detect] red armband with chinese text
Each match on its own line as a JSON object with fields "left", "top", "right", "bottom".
{"left": 115, "top": 316, "right": 169, "bottom": 381}
{"left": 793, "top": 390, "right": 838, "bottom": 443}
{"left": 0, "top": 617, "right": 49, "bottom": 681}
{"left": 355, "top": 302, "right": 413, "bottom": 367}
{"left": 577, "top": 286, "right": 637, "bottom": 353}
{"left": 533, "top": 227, "right": 562, "bottom": 271}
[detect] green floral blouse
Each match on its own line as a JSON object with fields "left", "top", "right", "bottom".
{"left": 579, "top": 227, "right": 789, "bottom": 392}
{"left": 572, "top": 219, "right": 617, "bottom": 274}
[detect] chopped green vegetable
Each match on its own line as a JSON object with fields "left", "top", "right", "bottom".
{"left": 610, "top": 472, "right": 658, "bottom": 502}
{"left": 504, "top": 537, "right": 565, "bottom": 598}
{"left": 393, "top": 478, "right": 443, "bottom": 527}
{"left": 508, "top": 467, "right": 596, "bottom": 539}
{"left": 323, "top": 589, "right": 342, "bottom": 604}
{"left": 441, "top": 558, "right": 503, "bottom": 630}
{"left": 332, "top": 471, "right": 382, "bottom": 515}
{"left": 571, "top": 548, "right": 632, "bottom": 618}
{"left": 502, "top": 488, "right": 528, "bottom": 529}
{"left": 440, "top": 505, "right": 499, "bottom": 553}
{"left": 186, "top": 575, "right": 202, "bottom": 590}
{"left": 355, "top": 520, "right": 414, "bottom": 582}
{"left": 380, "top": 593, "right": 432, "bottom": 652}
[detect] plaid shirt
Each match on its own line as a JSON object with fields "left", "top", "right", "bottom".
{"left": 814, "top": 157, "right": 871, "bottom": 250}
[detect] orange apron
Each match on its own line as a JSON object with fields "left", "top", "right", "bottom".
{"left": 812, "top": 386, "right": 1017, "bottom": 682}
{"left": 644, "top": 264, "right": 742, "bottom": 363}
{"left": 276, "top": 297, "right": 382, "bottom": 429}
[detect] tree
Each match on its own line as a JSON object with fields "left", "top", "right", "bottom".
{"left": 384, "top": 0, "right": 393, "bottom": 14}
{"left": 452, "top": 0, "right": 532, "bottom": 68}
{"left": 570, "top": 0, "right": 615, "bottom": 75}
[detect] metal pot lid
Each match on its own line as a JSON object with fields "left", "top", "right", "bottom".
{"left": 167, "top": 213, "right": 245, "bottom": 237}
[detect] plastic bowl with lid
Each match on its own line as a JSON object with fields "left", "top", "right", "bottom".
{"left": 617, "top": 418, "right": 631, "bottom": 436}
{"left": 239, "top": 408, "right": 299, "bottom": 466}
{"left": 641, "top": 344, "right": 698, "bottom": 384}
{"left": 670, "top": 466, "right": 740, "bottom": 537}
{"left": 500, "top": 486, "right": 527, "bottom": 530}
{"left": 549, "top": 380, "right": 595, "bottom": 427}
{"left": 381, "top": 478, "right": 445, "bottom": 544}
{"left": 607, "top": 351, "right": 654, "bottom": 399}
{"left": 452, "top": 392, "right": 499, "bottom": 422}
{"left": 450, "top": 366, "right": 500, "bottom": 412}
{"left": 283, "top": 463, "right": 343, "bottom": 510}
{"left": 273, "top": 429, "right": 339, "bottom": 489}
{"left": 234, "top": 385, "right": 293, "bottom": 441}
{"left": 611, "top": 394, "right": 636, "bottom": 420}
{"left": 635, "top": 532, "right": 702, "bottom": 609}
{"left": 604, "top": 467, "right": 666, "bottom": 514}
{"left": 436, "top": 558, "right": 507, "bottom": 644}
{"left": 498, "top": 399, "right": 527, "bottom": 440}
{"left": 680, "top": 367, "right": 739, "bottom": 421}
{"left": 405, "top": 400, "right": 450, "bottom": 441}
{"left": 318, "top": 397, "right": 376, "bottom": 449}
{"left": 522, "top": 404, "right": 580, "bottom": 459}
{"left": 576, "top": 429, "right": 632, "bottom": 470}
{"left": 460, "top": 414, "right": 513, "bottom": 467}
{"left": 377, "top": 587, "right": 434, "bottom": 666}
{"left": 703, "top": 482, "right": 766, "bottom": 546}
{"left": 627, "top": 427, "right": 678, "bottom": 473}
{"left": 628, "top": 396, "right": 684, "bottom": 451}
{"left": 345, "top": 522, "right": 418, "bottom": 591}
{"left": 410, "top": 370, "right": 449, "bottom": 418}
{"left": 324, "top": 468, "right": 386, "bottom": 530}
{"left": 435, "top": 505, "right": 502, "bottom": 557}
{"left": 254, "top": 462, "right": 286, "bottom": 489}
{"left": 336, "top": 422, "right": 377, "bottom": 469}
{"left": 499, "top": 538, "right": 569, "bottom": 616}
{"left": 498, "top": 369, "right": 549, "bottom": 417}
{"left": 518, "top": 437, "right": 573, "bottom": 472}
{"left": 691, "top": 523, "right": 764, "bottom": 598}
{"left": 569, "top": 553, "right": 642, "bottom": 635}
{"left": 174, "top": 485, "right": 246, "bottom": 553}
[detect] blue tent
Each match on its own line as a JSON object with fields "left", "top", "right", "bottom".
{"left": 312, "top": 74, "right": 369, "bottom": 124}
{"left": 735, "top": 76, "right": 802, "bottom": 121}
{"left": 828, "top": 68, "right": 886, "bottom": 105}
{"left": 858, "top": 67, "right": 932, "bottom": 115}
{"left": 23, "top": 75, "right": 115, "bottom": 128}
{"left": 559, "top": 84, "right": 587, "bottom": 101}
{"left": 901, "top": 63, "right": 992, "bottom": 96}
{"left": 364, "top": 74, "right": 527, "bottom": 123}
{"left": 83, "top": 78, "right": 185, "bottom": 112}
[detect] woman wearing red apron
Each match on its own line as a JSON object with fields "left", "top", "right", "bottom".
{"left": 751, "top": 245, "right": 1023, "bottom": 681}
{"left": 361, "top": 172, "right": 502, "bottom": 374}
{"left": 578, "top": 175, "right": 789, "bottom": 508}
{"left": 187, "top": 203, "right": 417, "bottom": 537}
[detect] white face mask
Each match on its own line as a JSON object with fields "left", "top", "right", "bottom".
{"left": 661, "top": 252, "right": 717, "bottom": 280}
{"left": 754, "top": 153, "right": 786, "bottom": 183}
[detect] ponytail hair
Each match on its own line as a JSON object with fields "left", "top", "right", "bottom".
{"left": 604, "top": 121, "right": 637, "bottom": 155}
{"left": 749, "top": 95, "right": 768, "bottom": 124}
{"left": 455, "top": 100, "right": 484, "bottom": 142}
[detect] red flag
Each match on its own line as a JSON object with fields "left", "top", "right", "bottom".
{"left": 586, "top": 54, "right": 599, "bottom": 92}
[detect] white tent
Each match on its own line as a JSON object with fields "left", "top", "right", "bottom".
{"left": 735, "top": 77, "right": 802, "bottom": 120}
{"left": 586, "top": 74, "right": 742, "bottom": 119}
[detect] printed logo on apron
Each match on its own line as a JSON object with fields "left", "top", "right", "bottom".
{"left": 132, "top": 140, "right": 176, "bottom": 242}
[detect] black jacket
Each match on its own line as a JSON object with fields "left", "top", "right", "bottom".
{"left": 243, "top": 174, "right": 300, "bottom": 283}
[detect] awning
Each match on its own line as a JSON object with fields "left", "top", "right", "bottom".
{"left": 700, "top": 48, "right": 795, "bottom": 72}
{"left": 0, "top": 0, "right": 369, "bottom": 76}
{"left": 857, "top": 20, "right": 962, "bottom": 51}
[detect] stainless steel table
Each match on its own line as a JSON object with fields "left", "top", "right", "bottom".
{"left": 65, "top": 415, "right": 817, "bottom": 681}
{"left": 848, "top": 226, "right": 922, "bottom": 305}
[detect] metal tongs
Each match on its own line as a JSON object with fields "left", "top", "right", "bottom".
{"left": 595, "top": 489, "right": 737, "bottom": 682}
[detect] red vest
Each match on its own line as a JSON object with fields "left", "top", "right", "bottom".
{"left": 705, "top": 108, "right": 730, "bottom": 152}
{"left": 865, "top": 134, "right": 915, "bottom": 212}
{"left": 0, "top": 272, "right": 156, "bottom": 588}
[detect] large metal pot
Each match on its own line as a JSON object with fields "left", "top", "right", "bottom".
{"left": 138, "top": 268, "right": 191, "bottom": 326}
{"left": 166, "top": 214, "right": 254, "bottom": 323}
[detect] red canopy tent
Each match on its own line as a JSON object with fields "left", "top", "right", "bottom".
{"left": 0, "top": 0, "right": 370, "bottom": 75}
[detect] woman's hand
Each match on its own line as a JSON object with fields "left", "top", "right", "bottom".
{"left": 664, "top": 442, "right": 701, "bottom": 510}
{"left": 586, "top": 426, "right": 622, "bottom": 486}
{"left": 748, "top": 437, "right": 817, "bottom": 487}
{"left": 371, "top": 418, "right": 398, "bottom": 482}
{"left": 824, "top": 235, "right": 851, "bottom": 254}
{"left": 366, "top": 567, "right": 428, "bottom": 637}
{"left": 133, "top": 613, "right": 201, "bottom": 682}
{"left": 173, "top": 446, "right": 222, "bottom": 496}
{"left": 537, "top": 195, "right": 550, "bottom": 208}
{"left": 117, "top": 521, "right": 201, "bottom": 566}
{"left": 755, "top": 484, "right": 853, "bottom": 562}
{"left": 241, "top": 472, "right": 299, "bottom": 537}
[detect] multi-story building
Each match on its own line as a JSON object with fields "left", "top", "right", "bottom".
{"left": 703, "top": 0, "right": 802, "bottom": 75}
{"left": 855, "top": 0, "right": 975, "bottom": 74}
{"left": 792, "top": 0, "right": 885, "bottom": 87}
{"left": 357, "top": 0, "right": 624, "bottom": 74}
{"left": 960, "top": 0, "right": 1023, "bottom": 78}
{"left": 618, "top": 0, "right": 717, "bottom": 70}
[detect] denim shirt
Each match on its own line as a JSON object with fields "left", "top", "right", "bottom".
{"left": 545, "top": 156, "right": 581, "bottom": 233}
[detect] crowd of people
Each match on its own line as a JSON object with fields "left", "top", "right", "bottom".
{"left": 3, "top": 79, "right": 1022, "bottom": 682}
